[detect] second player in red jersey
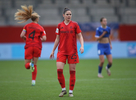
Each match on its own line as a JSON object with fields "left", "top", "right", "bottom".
{"left": 50, "top": 8, "right": 84, "bottom": 97}
{"left": 23, "top": 22, "right": 46, "bottom": 50}
{"left": 15, "top": 5, "right": 46, "bottom": 86}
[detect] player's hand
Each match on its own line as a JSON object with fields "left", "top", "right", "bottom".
{"left": 79, "top": 47, "right": 84, "bottom": 54}
{"left": 50, "top": 51, "right": 54, "bottom": 59}
{"left": 110, "top": 44, "right": 112, "bottom": 49}
{"left": 22, "top": 36, "right": 26, "bottom": 41}
{"left": 41, "top": 38, "right": 43, "bottom": 41}
{"left": 103, "top": 31, "right": 107, "bottom": 34}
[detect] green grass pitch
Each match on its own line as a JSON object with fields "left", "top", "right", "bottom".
{"left": 0, "top": 59, "right": 136, "bottom": 100}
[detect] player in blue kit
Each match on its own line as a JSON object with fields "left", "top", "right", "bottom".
{"left": 95, "top": 17, "right": 112, "bottom": 78}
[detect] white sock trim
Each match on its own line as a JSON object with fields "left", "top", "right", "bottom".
{"left": 29, "top": 62, "right": 31, "bottom": 66}
{"left": 62, "top": 88, "right": 66, "bottom": 91}
{"left": 32, "top": 80, "right": 35, "bottom": 84}
{"left": 69, "top": 90, "right": 73, "bottom": 94}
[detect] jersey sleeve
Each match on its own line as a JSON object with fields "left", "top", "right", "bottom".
{"left": 75, "top": 23, "right": 81, "bottom": 34}
{"left": 41, "top": 27, "right": 46, "bottom": 37}
{"left": 55, "top": 24, "right": 60, "bottom": 35}
{"left": 95, "top": 28, "right": 100, "bottom": 38}
{"left": 23, "top": 25, "right": 27, "bottom": 33}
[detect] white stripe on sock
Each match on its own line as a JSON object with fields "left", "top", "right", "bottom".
{"left": 62, "top": 88, "right": 66, "bottom": 91}
{"left": 69, "top": 90, "right": 73, "bottom": 94}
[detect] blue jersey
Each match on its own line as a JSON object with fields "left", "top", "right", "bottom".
{"left": 95, "top": 26, "right": 111, "bottom": 38}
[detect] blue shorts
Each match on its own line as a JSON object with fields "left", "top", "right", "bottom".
{"left": 97, "top": 43, "right": 111, "bottom": 55}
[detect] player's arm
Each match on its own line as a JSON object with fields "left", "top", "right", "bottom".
{"left": 108, "top": 37, "right": 112, "bottom": 49}
{"left": 77, "top": 33, "right": 84, "bottom": 54}
{"left": 95, "top": 31, "right": 107, "bottom": 41}
{"left": 41, "top": 36, "right": 46, "bottom": 42}
{"left": 41, "top": 28, "right": 47, "bottom": 42}
{"left": 20, "top": 29, "right": 26, "bottom": 41}
{"left": 50, "top": 35, "right": 60, "bottom": 59}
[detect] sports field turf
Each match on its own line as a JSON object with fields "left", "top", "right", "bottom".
{"left": 0, "top": 59, "right": 136, "bottom": 100}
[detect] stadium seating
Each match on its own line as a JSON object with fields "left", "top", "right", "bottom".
{"left": 128, "top": 0, "right": 136, "bottom": 7}
{"left": 92, "top": 15, "right": 119, "bottom": 23}
{"left": 0, "top": 0, "right": 136, "bottom": 25}
{"left": 89, "top": 8, "right": 115, "bottom": 16}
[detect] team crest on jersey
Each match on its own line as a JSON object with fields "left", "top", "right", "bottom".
{"left": 70, "top": 26, "right": 72, "bottom": 29}
{"left": 56, "top": 28, "right": 59, "bottom": 33}
{"left": 61, "top": 27, "right": 63, "bottom": 29}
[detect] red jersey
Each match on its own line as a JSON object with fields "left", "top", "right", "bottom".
{"left": 55, "top": 21, "right": 81, "bottom": 55}
{"left": 23, "top": 22, "right": 46, "bottom": 49}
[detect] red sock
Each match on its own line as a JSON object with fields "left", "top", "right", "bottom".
{"left": 25, "top": 63, "right": 30, "bottom": 69}
{"left": 69, "top": 71, "right": 76, "bottom": 90}
{"left": 57, "top": 69, "right": 65, "bottom": 88}
{"left": 32, "top": 65, "right": 37, "bottom": 80}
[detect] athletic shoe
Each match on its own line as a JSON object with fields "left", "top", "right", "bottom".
{"left": 32, "top": 82, "right": 35, "bottom": 86}
{"left": 69, "top": 93, "right": 74, "bottom": 97}
{"left": 30, "top": 61, "right": 34, "bottom": 72}
{"left": 98, "top": 73, "right": 104, "bottom": 78}
{"left": 59, "top": 90, "right": 67, "bottom": 97}
{"left": 106, "top": 66, "right": 111, "bottom": 76}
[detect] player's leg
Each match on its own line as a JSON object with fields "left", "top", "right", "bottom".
{"left": 25, "top": 59, "right": 31, "bottom": 69}
{"left": 57, "top": 62, "right": 66, "bottom": 97}
{"left": 106, "top": 54, "right": 112, "bottom": 76}
{"left": 57, "top": 53, "right": 67, "bottom": 97}
{"left": 68, "top": 53, "right": 79, "bottom": 97}
{"left": 98, "top": 55, "right": 105, "bottom": 78}
{"left": 31, "top": 47, "right": 41, "bottom": 86}
{"left": 24, "top": 47, "right": 33, "bottom": 69}
{"left": 97, "top": 44, "right": 105, "bottom": 78}
{"left": 31, "top": 57, "right": 38, "bottom": 86}
{"left": 69, "top": 64, "right": 76, "bottom": 97}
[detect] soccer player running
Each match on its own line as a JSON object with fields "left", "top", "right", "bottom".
{"left": 14, "top": 5, "right": 46, "bottom": 85}
{"left": 50, "top": 8, "right": 84, "bottom": 97}
{"left": 95, "top": 17, "right": 112, "bottom": 78}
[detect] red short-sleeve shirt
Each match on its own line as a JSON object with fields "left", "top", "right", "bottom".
{"left": 55, "top": 21, "right": 81, "bottom": 55}
{"left": 23, "top": 22, "right": 46, "bottom": 49}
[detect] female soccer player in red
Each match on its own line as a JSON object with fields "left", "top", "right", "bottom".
{"left": 95, "top": 17, "right": 112, "bottom": 78}
{"left": 15, "top": 5, "right": 46, "bottom": 85}
{"left": 50, "top": 8, "right": 84, "bottom": 97}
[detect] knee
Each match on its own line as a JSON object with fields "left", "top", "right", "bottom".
{"left": 69, "top": 64, "right": 76, "bottom": 71}
{"left": 100, "top": 60, "right": 104, "bottom": 65}
{"left": 70, "top": 67, "right": 76, "bottom": 71}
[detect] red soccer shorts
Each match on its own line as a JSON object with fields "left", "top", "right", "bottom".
{"left": 57, "top": 52, "right": 79, "bottom": 64}
{"left": 25, "top": 47, "right": 41, "bottom": 59}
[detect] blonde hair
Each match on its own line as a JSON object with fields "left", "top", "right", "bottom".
{"left": 15, "top": 5, "right": 40, "bottom": 23}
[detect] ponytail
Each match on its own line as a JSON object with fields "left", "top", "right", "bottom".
{"left": 15, "top": 5, "right": 40, "bottom": 23}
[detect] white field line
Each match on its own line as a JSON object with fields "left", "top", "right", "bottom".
{"left": 0, "top": 78, "right": 136, "bottom": 83}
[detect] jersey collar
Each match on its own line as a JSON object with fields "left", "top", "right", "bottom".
{"left": 63, "top": 20, "right": 72, "bottom": 26}
{"left": 101, "top": 26, "right": 107, "bottom": 29}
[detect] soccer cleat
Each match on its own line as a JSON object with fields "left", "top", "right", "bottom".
{"left": 98, "top": 73, "right": 104, "bottom": 78}
{"left": 32, "top": 82, "right": 35, "bottom": 86}
{"left": 69, "top": 93, "right": 74, "bottom": 97}
{"left": 59, "top": 90, "right": 67, "bottom": 97}
{"left": 30, "top": 61, "right": 34, "bottom": 72}
{"left": 106, "top": 66, "right": 111, "bottom": 76}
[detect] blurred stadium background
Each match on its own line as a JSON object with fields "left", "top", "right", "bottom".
{"left": 0, "top": 0, "right": 136, "bottom": 59}
{"left": 0, "top": 0, "right": 136, "bottom": 100}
